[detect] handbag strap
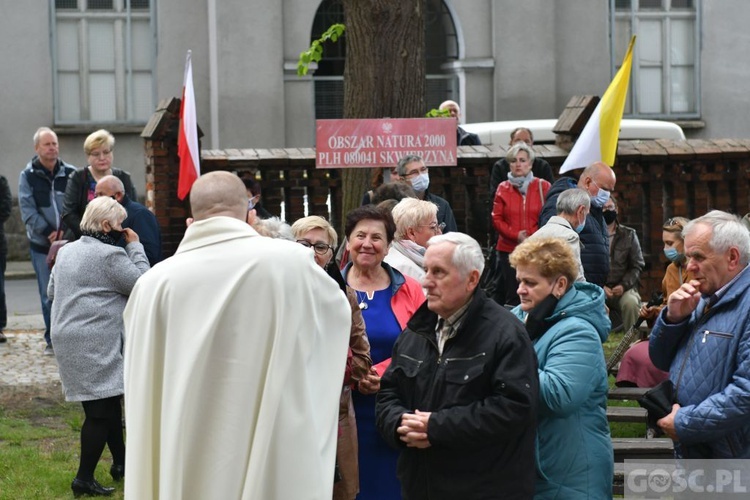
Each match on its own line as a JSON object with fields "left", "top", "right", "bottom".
{"left": 56, "top": 213, "right": 65, "bottom": 239}
{"left": 538, "top": 177, "right": 544, "bottom": 203}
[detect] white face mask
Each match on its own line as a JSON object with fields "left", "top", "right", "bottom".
{"left": 411, "top": 172, "right": 430, "bottom": 192}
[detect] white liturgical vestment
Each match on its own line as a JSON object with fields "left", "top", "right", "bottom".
{"left": 123, "top": 216, "right": 351, "bottom": 500}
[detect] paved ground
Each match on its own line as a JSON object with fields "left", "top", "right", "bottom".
{"left": 2, "top": 260, "right": 61, "bottom": 390}
{"left": 0, "top": 330, "right": 60, "bottom": 388}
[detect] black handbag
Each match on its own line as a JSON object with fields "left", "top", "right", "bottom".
{"left": 638, "top": 379, "right": 675, "bottom": 427}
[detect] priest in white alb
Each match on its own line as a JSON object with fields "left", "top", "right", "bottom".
{"left": 122, "top": 171, "right": 351, "bottom": 500}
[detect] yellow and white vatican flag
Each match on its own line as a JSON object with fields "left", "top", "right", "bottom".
{"left": 559, "top": 36, "right": 636, "bottom": 174}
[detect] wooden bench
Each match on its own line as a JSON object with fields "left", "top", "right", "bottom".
{"left": 606, "top": 406, "right": 648, "bottom": 423}
{"left": 612, "top": 438, "right": 673, "bottom": 462}
{"left": 608, "top": 386, "right": 649, "bottom": 401}
{"left": 613, "top": 463, "right": 625, "bottom": 497}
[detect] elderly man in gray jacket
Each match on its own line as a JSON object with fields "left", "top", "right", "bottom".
{"left": 527, "top": 188, "right": 589, "bottom": 283}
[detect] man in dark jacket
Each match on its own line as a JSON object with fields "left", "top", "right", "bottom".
{"left": 539, "top": 161, "right": 616, "bottom": 287}
{"left": 95, "top": 175, "right": 162, "bottom": 266}
{"left": 438, "top": 100, "right": 481, "bottom": 146}
{"left": 18, "top": 127, "right": 77, "bottom": 354}
{"left": 603, "top": 196, "right": 644, "bottom": 332}
{"left": 396, "top": 154, "right": 457, "bottom": 233}
{"left": 376, "top": 232, "right": 538, "bottom": 499}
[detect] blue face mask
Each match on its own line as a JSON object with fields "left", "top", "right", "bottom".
{"left": 411, "top": 172, "right": 430, "bottom": 193}
{"left": 664, "top": 248, "right": 683, "bottom": 262}
{"left": 575, "top": 220, "right": 586, "bottom": 233}
{"left": 591, "top": 187, "right": 610, "bottom": 208}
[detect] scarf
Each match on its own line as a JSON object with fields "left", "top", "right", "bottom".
{"left": 81, "top": 230, "right": 121, "bottom": 246}
{"left": 507, "top": 171, "right": 534, "bottom": 195}
{"left": 392, "top": 239, "right": 425, "bottom": 268}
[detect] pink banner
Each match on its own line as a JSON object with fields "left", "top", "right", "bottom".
{"left": 315, "top": 118, "right": 458, "bottom": 168}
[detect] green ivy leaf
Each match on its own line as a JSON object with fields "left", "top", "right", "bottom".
{"left": 297, "top": 23, "right": 346, "bottom": 77}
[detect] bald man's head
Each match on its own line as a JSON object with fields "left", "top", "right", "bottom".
{"left": 190, "top": 171, "right": 249, "bottom": 221}
{"left": 95, "top": 175, "right": 125, "bottom": 201}
{"left": 578, "top": 161, "right": 616, "bottom": 198}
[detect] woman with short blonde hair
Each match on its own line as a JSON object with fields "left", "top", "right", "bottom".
{"left": 49, "top": 196, "right": 149, "bottom": 496}
{"left": 384, "top": 198, "right": 440, "bottom": 283}
{"left": 63, "top": 129, "right": 137, "bottom": 239}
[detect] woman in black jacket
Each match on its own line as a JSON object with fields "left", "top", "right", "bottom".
{"left": 62, "top": 129, "right": 136, "bottom": 238}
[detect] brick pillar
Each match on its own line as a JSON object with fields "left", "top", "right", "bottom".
{"left": 141, "top": 97, "right": 202, "bottom": 258}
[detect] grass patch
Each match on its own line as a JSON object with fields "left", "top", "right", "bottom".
{"left": 0, "top": 395, "right": 124, "bottom": 500}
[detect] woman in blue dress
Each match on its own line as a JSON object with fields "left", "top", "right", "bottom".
{"left": 343, "top": 205, "right": 425, "bottom": 499}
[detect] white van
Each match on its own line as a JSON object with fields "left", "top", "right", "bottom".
{"left": 461, "top": 118, "right": 685, "bottom": 145}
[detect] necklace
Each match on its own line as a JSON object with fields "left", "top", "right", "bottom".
{"left": 355, "top": 290, "right": 375, "bottom": 310}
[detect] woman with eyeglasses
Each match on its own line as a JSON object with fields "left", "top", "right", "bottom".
{"left": 341, "top": 205, "right": 424, "bottom": 500}
{"left": 491, "top": 142, "right": 551, "bottom": 306}
{"left": 291, "top": 215, "right": 372, "bottom": 500}
{"left": 616, "top": 217, "right": 693, "bottom": 390}
{"left": 62, "top": 129, "right": 137, "bottom": 239}
{"left": 384, "top": 197, "right": 442, "bottom": 286}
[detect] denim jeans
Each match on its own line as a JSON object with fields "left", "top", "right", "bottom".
{"left": 30, "top": 249, "right": 52, "bottom": 345}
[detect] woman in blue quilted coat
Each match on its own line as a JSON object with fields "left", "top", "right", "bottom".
{"left": 510, "top": 237, "right": 614, "bottom": 499}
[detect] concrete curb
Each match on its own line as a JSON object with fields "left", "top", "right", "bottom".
{"left": 5, "top": 261, "right": 36, "bottom": 281}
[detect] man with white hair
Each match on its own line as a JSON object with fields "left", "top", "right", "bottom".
{"left": 539, "top": 162, "right": 617, "bottom": 287}
{"left": 376, "top": 232, "right": 538, "bottom": 499}
{"left": 438, "top": 100, "right": 481, "bottom": 146}
{"left": 123, "top": 171, "right": 351, "bottom": 499}
{"left": 651, "top": 210, "right": 750, "bottom": 458}
{"left": 528, "top": 188, "right": 590, "bottom": 282}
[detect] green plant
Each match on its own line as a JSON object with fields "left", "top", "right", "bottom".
{"left": 425, "top": 108, "right": 451, "bottom": 118}
{"left": 297, "top": 24, "right": 346, "bottom": 76}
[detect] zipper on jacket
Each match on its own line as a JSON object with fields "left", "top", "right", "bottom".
{"left": 701, "top": 330, "right": 733, "bottom": 343}
{"left": 400, "top": 354, "right": 424, "bottom": 366}
{"left": 443, "top": 352, "right": 486, "bottom": 364}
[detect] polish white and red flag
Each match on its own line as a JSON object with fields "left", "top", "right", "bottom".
{"left": 177, "top": 50, "right": 200, "bottom": 200}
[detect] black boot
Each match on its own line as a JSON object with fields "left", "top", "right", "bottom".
{"left": 110, "top": 464, "right": 124, "bottom": 481}
{"left": 71, "top": 478, "right": 115, "bottom": 497}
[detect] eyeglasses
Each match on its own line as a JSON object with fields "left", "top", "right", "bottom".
{"left": 247, "top": 195, "right": 260, "bottom": 211}
{"left": 419, "top": 222, "right": 446, "bottom": 233}
{"left": 296, "top": 239, "right": 333, "bottom": 255}
{"left": 404, "top": 166, "right": 428, "bottom": 179}
{"left": 88, "top": 150, "right": 112, "bottom": 159}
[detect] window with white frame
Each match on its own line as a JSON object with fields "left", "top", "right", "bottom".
{"left": 611, "top": 0, "right": 700, "bottom": 119}
{"left": 52, "top": 0, "right": 155, "bottom": 124}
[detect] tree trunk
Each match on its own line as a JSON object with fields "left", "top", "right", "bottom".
{"left": 339, "top": 0, "right": 425, "bottom": 232}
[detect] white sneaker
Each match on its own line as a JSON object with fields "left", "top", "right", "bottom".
{"left": 43, "top": 345, "right": 54, "bottom": 356}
